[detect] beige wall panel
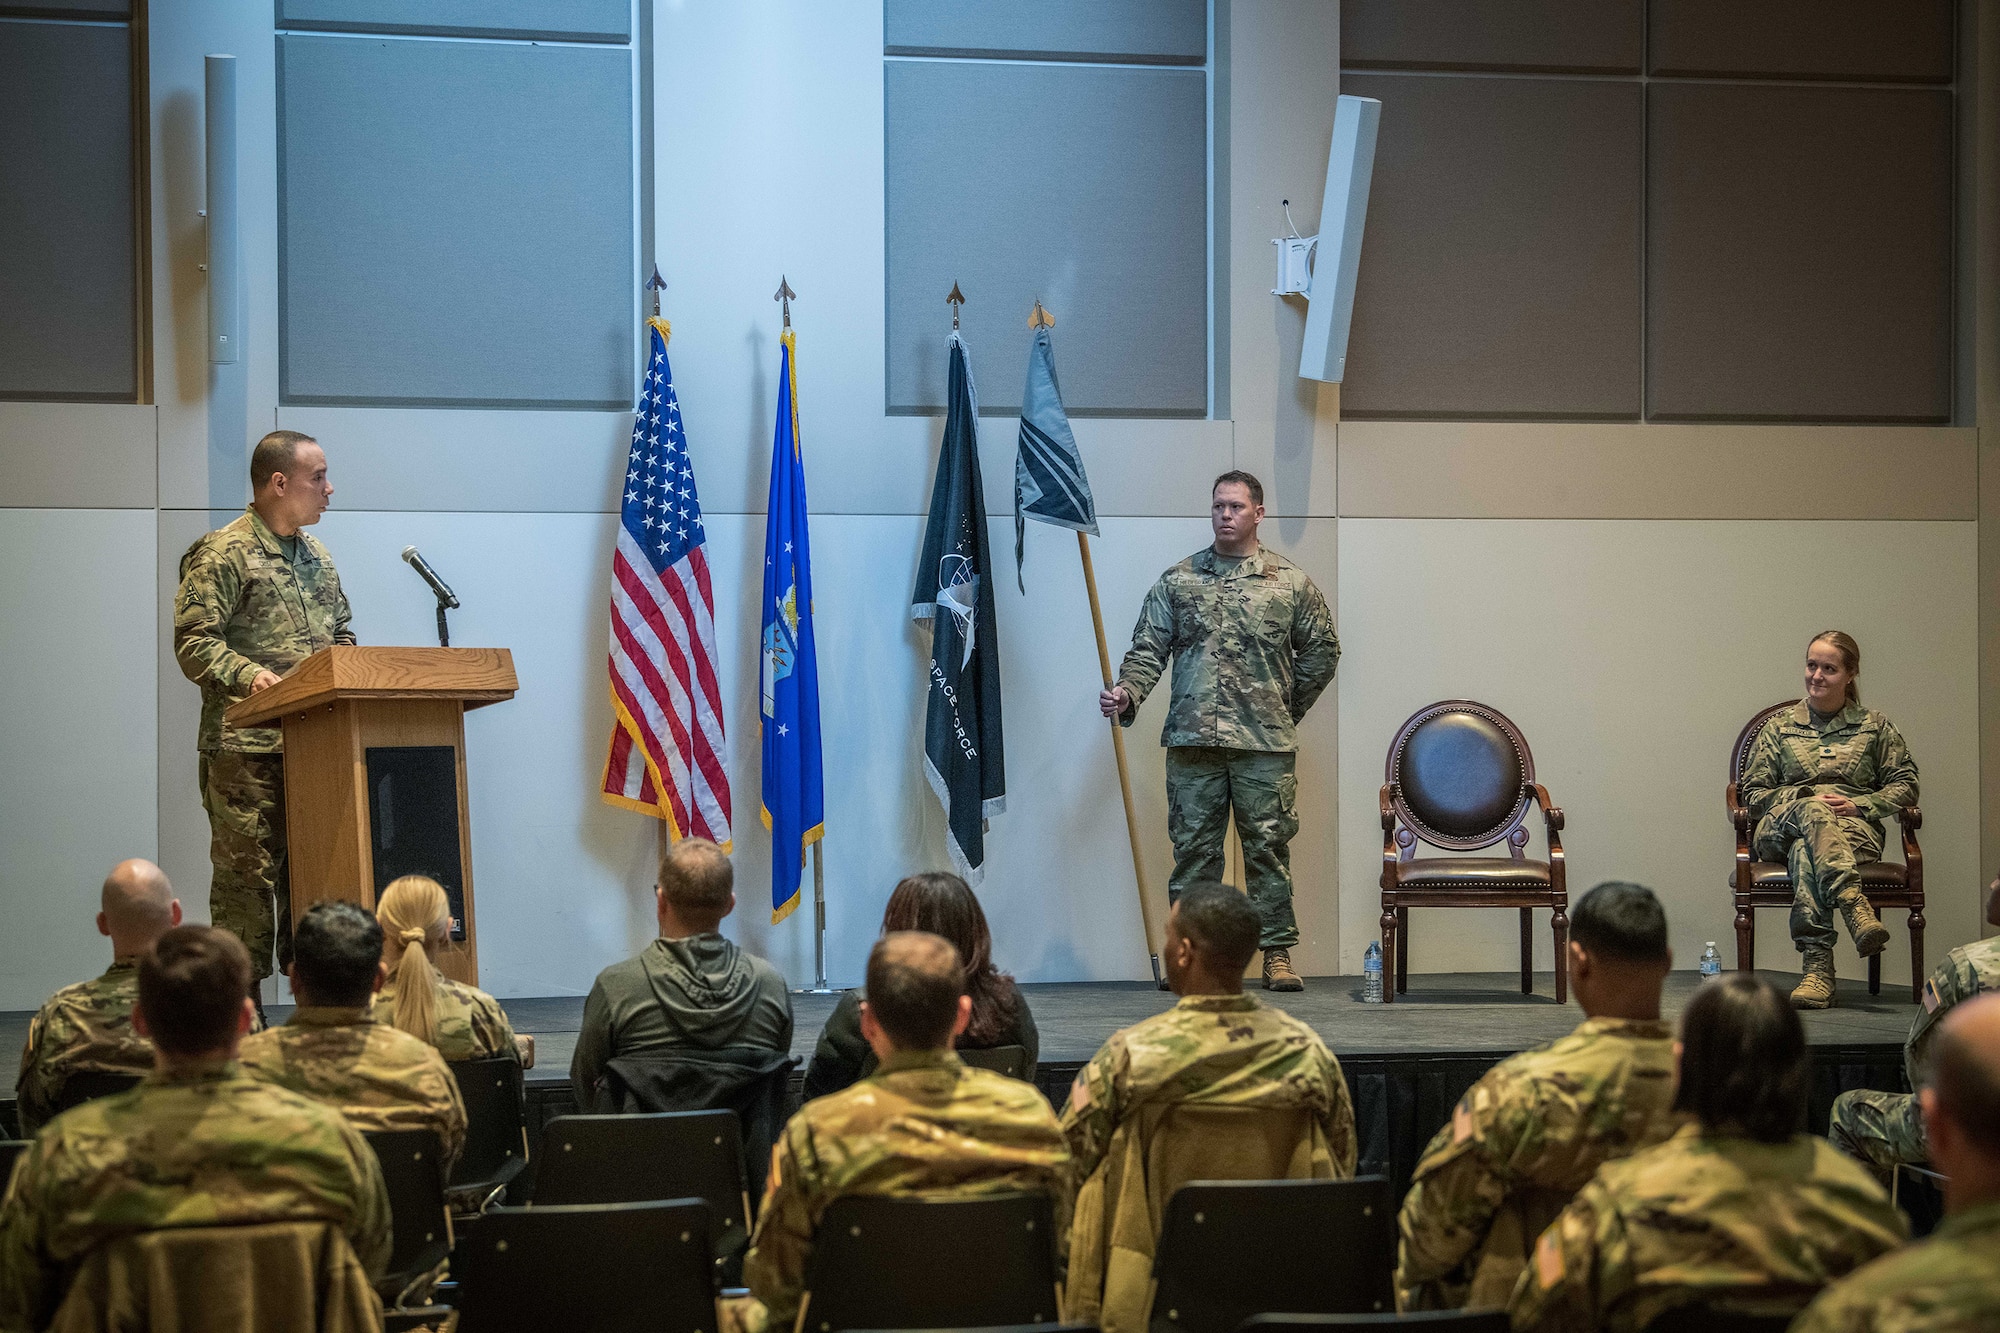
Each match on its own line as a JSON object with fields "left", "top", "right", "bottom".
{"left": 1337, "top": 518, "right": 1979, "bottom": 990}
{"left": 0, "top": 403, "right": 156, "bottom": 508}
{"left": 1338, "top": 421, "right": 1976, "bottom": 520}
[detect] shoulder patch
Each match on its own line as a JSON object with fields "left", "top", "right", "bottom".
{"left": 1535, "top": 1228, "right": 1564, "bottom": 1289}
{"left": 1451, "top": 1101, "right": 1475, "bottom": 1145}
{"left": 1923, "top": 979, "right": 1942, "bottom": 1014}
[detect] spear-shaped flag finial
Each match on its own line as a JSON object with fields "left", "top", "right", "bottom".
{"left": 644, "top": 264, "right": 667, "bottom": 318}
{"left": 946, "top": 281, "right": 965, "bottom": 330}
{"left": 1029, "top": 298, "right": 1055, "bottom": 330}
{"left": 774, "top": 275, "right": 797, "bottom": 329}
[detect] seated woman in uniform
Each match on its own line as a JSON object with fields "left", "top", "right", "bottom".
{"left": 1508, "top": 974, "right": 1905, "bottom": 1333}
{"left": 373, "top": 874, "right": 522, "bottom": 1063}
{"left": 802, "top": 871, "right": 1038, "bottom": 1098}
{"left": 1738, "top": 630, "right": 1918, "bottom": 1009}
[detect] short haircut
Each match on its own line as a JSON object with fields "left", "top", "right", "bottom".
{"left": 139, "top": 926, "right": 251, "bottom": 1056}
{"left": 250, "top": 429, "right": 316, "bottom": 490}
{"left": 1211, "top": 469, "right": 1264, "bottom": 507}
{"left": 1930, "top": 1001, "right": 2000, "bottom": 1157}
{"left": 1569, "top": 881, "right": 1669, "bottom": 964}
{"left": 291, "top": 901, "right": 384, "bottom": 1007}
{"left": 1673, "top": 973, "right": 1807, "bottom": 1142}
{"left": 1174, "top": 883, "right": 1261, "bottom": 976}
{"left": 865, "top": 931, "right": 965, "bottom": 1051}
{"left": 658, "top": 837, "right": 734, "bottom": 919}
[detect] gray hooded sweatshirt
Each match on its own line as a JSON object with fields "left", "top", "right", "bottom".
{"left": 570, "top": 934, "right": 794, "bottom": 1105}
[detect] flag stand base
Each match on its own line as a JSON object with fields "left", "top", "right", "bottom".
{"left": 792, "top": 841, "right": 842, "bottom": 994}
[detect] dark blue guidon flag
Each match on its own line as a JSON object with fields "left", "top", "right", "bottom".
{"left": 1013, "top": 324, "right": 1098, "bottom": 589}
{"left": 911, "top": 332, "right": 1006, "bottom": 883}
{"left": 761, "top": 329, "right": 824, "bottom": 924}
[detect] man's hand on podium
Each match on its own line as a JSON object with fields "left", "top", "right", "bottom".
{"left": 249, "top": 669, "right": 281, "bottom": 693}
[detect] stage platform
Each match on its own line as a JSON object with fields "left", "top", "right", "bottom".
{"left": 2, "top": 969, "right": 1914, "bottom": 1200}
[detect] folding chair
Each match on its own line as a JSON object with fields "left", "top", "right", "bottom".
{"left": 958, "top": 1045, "right": 1034, "bottom": 1080}
{"left": 455, "top": 1198, "right": 715, "bottom": 1333}
{"left": 0, "top": 1141, "right": 26, "bottom": 1187}
{"left": 1152, "top": 1179, "right": 1396, "bottom": 1333}
{"left": 50, "top": 1069, "right": 144, "bottom": 1118}
{"left": 800, "top": 1193, "right": 1061, "bottom": 1333}
{"left": 1640, "top": 1304, "right": 1800, "bottom": 1333}
{"left": 449, "top": 1055, "right": 530, "bottom": 1211}
{"left": 1240, "top": 1314, "right": 1507, "bottom": 1331}
{"left": 535, "top": 1111, "right": 753, "bottom": 1266}
{"left": 364, "top": 1129, "right": 453, "bottom": 1309}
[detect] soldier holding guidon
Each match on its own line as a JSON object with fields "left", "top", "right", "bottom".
{"left": 173, "top": 429, "right": 353, "bottom": 986}
{"left": 1101, "top": 471, "right": 1340, "bottom": 991}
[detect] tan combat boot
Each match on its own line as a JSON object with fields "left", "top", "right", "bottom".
{"left": 1263, "top": 947, "right": 1304, "bottom": 992}
{"left": 1791, "top": 949, "right": 1837, "bottom": 1009}
{"left": 1840, "top": 896, "right": 1892, "bottom": 958}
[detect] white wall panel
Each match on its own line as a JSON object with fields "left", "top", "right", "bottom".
{"left": 0, "top": 510, "right": 158, "bottom": 1009}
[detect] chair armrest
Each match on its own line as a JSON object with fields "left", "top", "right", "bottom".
{"left": 1530, "top": 784, "right": 1565, "bottom": 833}
{"left": 1379, "top": 783, "right": 1397, "bottom": 831}
{"left": 1899, "top": 805, "right": 1923, "bottom": 834}
{"left": 1726, "top": 782, "right": 1753, "bottom": 836}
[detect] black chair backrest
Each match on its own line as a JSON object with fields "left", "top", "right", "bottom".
{"left": 1240, "top": 1313, "right": 1508, "bottom": 1331}
{"left": 449, "top": 1055, "right": 528, "bottom": 1188}
{"left": 1640, "top": 1304, "right": 1800, "bottom": 1333}
{"left": 802, "top": 1193, "right": 1060, "bottom": 1333}
{"left": 535, "top": 1111, "right": 752, "bottom": 1255}
{"left": 1729, "top": 701, "right": 1798, "bottom": 786}
{"left": 1387, "top": 702, "right": 1533, "bottom": 850}
{"left": 958, "top": 1045, "right": 1033, "bottom": 1080}
{"left": 456, "top": 1198, "right": 715, "bottom": 1333}
{"left": 0, "top": 1140, "right": 27, "bottom": 1187}
{"left": 1153, "top": 1178, "right": 1396, "bottom": 1333}
{"left": 51, "top": 1069, "right": 144, "bottom": 1117}
{"left": 363, "top": 1129, "right": 452, "bottom": 1278}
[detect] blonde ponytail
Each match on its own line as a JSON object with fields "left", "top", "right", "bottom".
{"left": 376, "top": 876, "right": 450, "bottom": 1049}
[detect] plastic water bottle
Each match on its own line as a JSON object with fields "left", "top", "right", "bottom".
{"left": 1363, "top": 941, "right": 1384, "bottom": 1003}
{"left": 1699, "top": 942, "right": 1722, "bottom": 982}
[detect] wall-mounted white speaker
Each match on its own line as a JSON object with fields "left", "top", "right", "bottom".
{"left": 1298, "top": 94, "right": 1380, "bottom": 384}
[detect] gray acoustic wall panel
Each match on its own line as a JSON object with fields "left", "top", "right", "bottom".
{"left": 1338, "top": 74, "right": 1641, "bottom": 419}
{"left": 0, "top": 1, "right": 127, "bottom": 14}
{"left": 1649, "top": 0, "right": 1952, "bottom": 83}
{"left": 1647, "top": 84, "right": 1952, "bottom": 423}
{"left": 884, "top": 60, "right": 1206, "bottom": 416}
{"left": 276, "top": 0, "right": 628, "bottom": 43}
{"left": 1342, "top": 0, "right": 1640, "bottom": 74}
{"left": 278, "top": 35, "right": 633, "bottom": 408}
{"left": 0, "top": 19, "right": 135, "bottom": 401}
{"left": 885, "top": 0, "right": 1204, "bottom": 64}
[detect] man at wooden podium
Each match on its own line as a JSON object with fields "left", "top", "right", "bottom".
{"left": 173, "top": 430, "right": 354, "bottom": 987}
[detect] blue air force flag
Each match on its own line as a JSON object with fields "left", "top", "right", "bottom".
{"left": 761, "top": 329, "right": 824, "bottom": 924}
{"left": 911, "top": 332, "right": 1006, "bottom": 883}
{"left": 1013, "top": 325, "right": 1098, "bottom": 588}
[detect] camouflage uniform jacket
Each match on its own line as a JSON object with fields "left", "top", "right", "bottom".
{"left": 1396, "top": 1017, "right": 1683, "bottom": 1313}
{"left": 1739, "top": 702, "right": 1918, "bottom": 827}
{"left": 741, "top": 1048, "right": 1068, "bottom": 1330}
{"left": 370, "top": 975, "right": 519, "bottom": 1064}
{"left": 1508, "top": 1125, "right": 1906, "bottom": 1333}
{"left": 1903, "top": 935, "right": 2000, "bottom": 1092}
{"left": 1789, "top": 1197, "right": 2000, "bottom": 1333}
{"left": 0, "top": 1062, "right": 392, "bottom": 1332}
{"left": 14, "top": 964, "right": 152, "bottom": 1140}
{"left": 238, "top": 1006, "right": 468, "bottom": 1173}
{"left": 174, "top": 506, "right": 354, "bottom": 753}
{"left": 1115, "top": 545, "right": 1340, "bottom": 752}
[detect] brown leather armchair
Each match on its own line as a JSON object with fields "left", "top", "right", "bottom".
{"left": 1379, "top": 700, "right": 1568, "bottom": 1004}
{"left": 1726, "top": 699, "right": 1924, "bottom": 1002}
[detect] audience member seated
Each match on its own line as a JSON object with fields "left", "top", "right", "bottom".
{"left": 239, "top": 900, "right": 467, "bottom": 1173}
{"left": 1793, "top": 992, "right": 2000, "bottom": 1332}
{"left": 1829, "top": 872, "right": 2000, "bottom": 1182}
{"left": 804, "top": 871, "right": 1038, "bottom": 1099}
{"left": 15, "top": 859, "right": 191, "bottom": 1137}
{"left": 372, "top": 873, "right": 524, "bottom": 1063}
{"left": 1397, "top": 881, "right": 1684, "bottom": 1313}
{"left": 1061, "top": 883, "right": 1356, "bottom": 1333}
{"left": 0, "top": 926, "right": 389, "bottom": 1331}
{"left": 739, "top": 931, "right": 1067, "bottom": 1332}
{"left": 1508, "top": 973, "right": 1906, "bottom": 1332}
{"left": 569, "top": 837, "right": 793, "bottom": 1109}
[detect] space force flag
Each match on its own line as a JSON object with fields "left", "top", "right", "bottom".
{"left": 911, "top": 332, "right": 1006, "bottom": 882}
{"left": 760, "top": 329, "right": 824, "bottom": 924}
{"left": 1013, "top": 324, "right": 1097, "bottom": 588}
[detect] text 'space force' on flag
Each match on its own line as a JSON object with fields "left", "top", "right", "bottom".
{"left": 911, "top": 331, "right": 1006, "bottom": 883}
{"left": 761, "top": 328, "right": 824, "bottom": 924}
{"left": 1013, "top": 323, "right": 1098, "bottom": 588}
{"left": 602, "top": 316, "right": 733, "bottom": 849}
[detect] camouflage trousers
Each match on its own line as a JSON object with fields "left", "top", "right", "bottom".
{"left": 1752, "top": 801, "right": 1883, "bottom": 955}
{"left": 199, "top": 749, "right": 291, "bottom": 981}
{"left": 1828, "top": 1087, "right": 1926, "bottom": 1178}
{"left": 1165, "top": 746, "right": 1299, "bottom": 949}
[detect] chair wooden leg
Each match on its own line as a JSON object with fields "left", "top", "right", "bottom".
{"left": 1396, "top": 907, "right": 1409, "bottom": 994}
{"left": 1520, "top": 909, "right": 1533, "bottom": 995}
{"left": 1869, "top": 952, "right": 1881, "bottom": 996}
{"left": 1379, "top": 905, "right": 1398, "bottom": 1005}
{"left": 1734, "top": 898, "right": 1754, "bottom": 973}
{"left": 1552, "top": 907, "right": 1569, "bottom": 1005}
{"left": 1909, "top": 909, "right": 1925, "bottom": 1004}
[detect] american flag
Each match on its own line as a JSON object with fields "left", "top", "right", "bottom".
{"left": 601, "top": 318, "right": 732, "bottom": 848}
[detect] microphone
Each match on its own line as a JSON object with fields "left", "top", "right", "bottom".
{"left": 401, "top": 546, "right": 460, "bottom": 608}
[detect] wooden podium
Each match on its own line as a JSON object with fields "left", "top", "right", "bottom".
{"left": 225, "top": 646, "right": 518, "bottom": 985}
